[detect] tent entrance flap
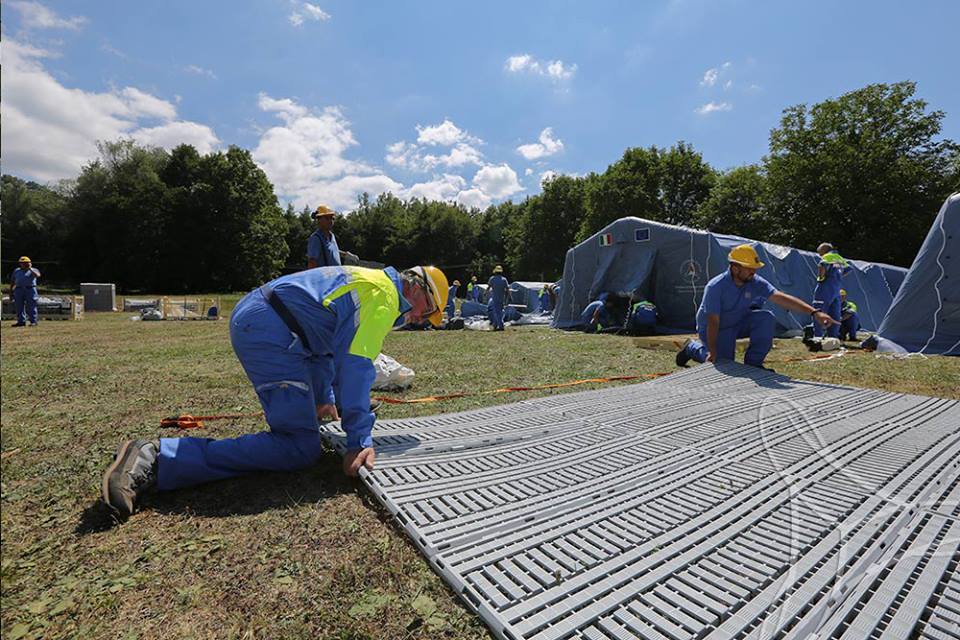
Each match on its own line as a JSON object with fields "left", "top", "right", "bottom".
{"left": 589, "top": 246, "right": 655, "bottom": 300}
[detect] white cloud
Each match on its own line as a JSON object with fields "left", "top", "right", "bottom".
{"left": 120, "top": 87, "right": 178, "bottom": 121}
{"left": 539, "top": 170, "right": 557, "bottom": 186}
{"left": 700, "top": 61, "right": 732, "bottom": 87}
{"left": 1, "top": 38, "right": 220, "bottom": 182}
{"left": 253, "top": 93, "right": 400, "bottom": 210}
{"left": 724, "top": 79, "right": 733, "bottom": 90}
{"left": 9, "top": 1, "right": 87, "bottom": 30}
{"left": 258, "top": 93, "right": 309, "bottom": 121}
{"left": 695, "top": 101, "right": 732, "bottom": 115}
{"left": 404, "top": 174, "right": 466, "bottom": 201}
{"left": 516, "top": 127, "right": 564, "bottom": 160}
{"left": 505, "top": 54, "right": 577, "bottom": 82}
{"left": 524, "top": 168, "right": 534, "bottom": 176}
{"left": 132, "top": 121, "right": 218, "bottom": 154}
{"left": 456, "top": 188, "right": 491, "bottom": 210}
{"left": 472, "top": 164, "right": 522, "bottom": 199}
{"left": 416, "top": 119, "right": 477, "bottom": 146}
{"left": 289, "top": 2, "right": 330, "bottom": 26}
{"left": 185, "top": 64, "right": 217, "bottom": 80}
{"left": 387, "top": 120, "right": 484, "bottom": 172}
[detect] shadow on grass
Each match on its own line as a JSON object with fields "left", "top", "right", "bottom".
{"left": 76, "top": 451, "right": 354, "bottom": 534}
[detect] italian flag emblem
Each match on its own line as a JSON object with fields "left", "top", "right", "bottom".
{"left": 599, "top": 233, "right": 613, "bottom": 246}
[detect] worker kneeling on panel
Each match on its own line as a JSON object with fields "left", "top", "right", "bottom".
{"left": 101, "top": 265, "right": 448, "bottom": 520}
{"left": 676, "top": 244, "right": 837, "bottom": 369}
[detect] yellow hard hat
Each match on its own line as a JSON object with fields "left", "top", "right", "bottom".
{"left": 313, "top": 205, "right": 335, "bottom": 218}
{"left": 19, "top": 256, "right": 31, "bottom": 262}
{"left": 410, "top": 265, "right": 449, "bottom": 327}
{"left": 728, "top": 244, "right": 764, "bottom": 268}
{"left": 840, "top": 289, "right": 847, "bottom": 296}
{"left": 493, "top": 265, "right": 503, "bottom": 273}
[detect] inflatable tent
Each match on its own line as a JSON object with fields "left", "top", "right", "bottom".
{"left": 874, "top": 193, "right": 959, "bottom": 355}
{"left": 553, "top": 217, "right": 907, "bottom": 335}
{"left": 509, "top": 281, "right": 551, "bottom": 312}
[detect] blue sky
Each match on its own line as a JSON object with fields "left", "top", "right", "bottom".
{"left": 3, "top": 0, "right": 957, "bottom": 211}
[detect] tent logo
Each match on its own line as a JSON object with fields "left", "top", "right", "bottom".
{"left": 681, "top": 259, "right": 703, "bottom": 283}
{"left": 599, "top": 233, "right": 614, "bottom": 247}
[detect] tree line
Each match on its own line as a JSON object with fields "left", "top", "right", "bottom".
{"left": 3, "top": 81, "right": 957, "bottom": 292}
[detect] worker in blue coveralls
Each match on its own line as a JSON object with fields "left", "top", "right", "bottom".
{"left": 306, "top": 205, "right": 341, "bottom": 269}
{"left": 626, "top": 299, "right": 657, "bottom": 335}
{"left": 579, "top": 293, "right": 617, "bottom": 334}
{"left": 811, "top": 242, "right": 849, "bottom": 338}
{"left": 446, "top": 280, "right": 460, "bottom": 318}
{"left": 9, "top": 256, "right": 41, "bottom": 327}
{"left": 676, "top": 244, "right": 837, "bottom": 369}
{"left": 101, "top": 265, "right": 449, "bottom": 520}
{"left": 838, "top": 289, "right": 861, "bottom": 341}
{"left": 487, "top": 265, "right": 510, "bottom": 331}
{"left": 466, "top": 276, "right": 478, "bottom": 302}
{"left": 538, "top": 285, "right": 552, "bottom": 313}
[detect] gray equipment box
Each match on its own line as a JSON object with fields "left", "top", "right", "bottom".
{"left": 80, "top": 283, "right": 117, "bottom": 311}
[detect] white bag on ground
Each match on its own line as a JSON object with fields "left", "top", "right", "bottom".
{"left": 372, "top": 353, "right": 415, "bottom": 390}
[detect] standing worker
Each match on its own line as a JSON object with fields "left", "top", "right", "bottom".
{"left": 10, "top": 256, "right": 41, "bottom": 327}
{"left": 839, "top": 289, "right": 861, "bottom": 341}
{"left": 676, "top": 244, "right": 837, "bottom": 368}
{"left": 466, "top": 275, "right": 479, "bottom": 302}
{"left": 102, "top": 264, "right": 449, "bottom": 520}
{"left": 487, "top": 265, "right": 510, "bottom": 331}
{"left": 306, "top": 205, "right": 341, "bottom": 269}
{"left": 446, "top": 280, "right": 460, "bottom": 319}
{"left": 812, "top": 242, "right": 849, "bottom": 338}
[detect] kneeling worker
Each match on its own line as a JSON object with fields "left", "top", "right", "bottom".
{"left": 677, "top": 244, "right": 837, "bottom": 368}
{"left": 102, "top": 265, "right": 448, "bottom": 519}
{"left": 839, "top": 289, "right": 861, "bottom": 341}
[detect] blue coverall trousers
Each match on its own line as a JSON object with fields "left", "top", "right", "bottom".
{"left": 488, "top": 301, "right": 504, "bottom": 330}
{"left": 839, "top": 312, "right": 861, "bottom": 341}
{"left": 812, "top": 296, "right": 841, "bottom": 338}
{"left": 13, "top": 288, "right": 38, "bottom": 325}
{"left": 683, "top": 309, "right": 776, "bottom": 367}
{"left": 157, "top": 290, "right": 332, "bottom": 490}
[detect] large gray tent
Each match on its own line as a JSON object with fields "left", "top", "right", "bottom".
{"left": 553, "top": 217, "right": 908, "bottom": 335}
{"left": 874, "top": 193, "right": 960, "bottom": 355}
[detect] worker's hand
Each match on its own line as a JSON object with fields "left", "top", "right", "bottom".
{"left": 813, "top": 311, "right": 839, "bottom": 327}
{"left": 316, "top": 403, "right": 339, "bottom": 422}
{"left": 343, "top": 447, "right": 375, "bottom": 476}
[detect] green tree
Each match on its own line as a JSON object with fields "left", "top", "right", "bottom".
{"left": 508, "top": 174, "right": 589, "bottom": 280}
{"left": 659, "top": 141, "right": 717, "bottom": 226}
{"left": 580, "top": 147, "right": 661, "bottom": 241}
{"left": 764, "top": 81, "right": 959, "bottom": 265}
{"left": 281, "top": 204, "right": 315, "bottom": 271}
{"left": 695, "top": 165, "right": 773, "bottom": 240}
{"left": 1, "top": 175, "right": 69, "bottom": 281}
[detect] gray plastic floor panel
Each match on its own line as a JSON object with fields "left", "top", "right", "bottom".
{"left": 321, "top": 362, "right": 960, "bottom": 639}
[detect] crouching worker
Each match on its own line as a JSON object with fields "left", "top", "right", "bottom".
{"left": 626, "top": 299, "right": 657, "bottom": 335}
{"left": 676, "top": 244, "right": 837, "bottom": 368}
{"left": 839, "top": 289, "right": 861, "bottom": 341}
{"left": 580, "top": 293, "right": 617, "bottom": 334}
{"left": 102, "top": 265, "right": 448, "bottom": 519}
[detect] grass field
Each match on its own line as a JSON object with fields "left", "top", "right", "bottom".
{"left": 2, "top": 312, "right": 958, "bottom": 639}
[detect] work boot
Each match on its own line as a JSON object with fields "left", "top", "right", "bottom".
{"left": 675, "top": 338, "right": 693, "bottom": 367}
{"left": 102, "top": 439, "right": 158, "bottom": 520}
{"left": 11, "top": 322, "right": 26, "bottom": 327}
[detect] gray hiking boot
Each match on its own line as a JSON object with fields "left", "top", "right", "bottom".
{"left": 101, "top": 439, "right": 158, "bottom": 520}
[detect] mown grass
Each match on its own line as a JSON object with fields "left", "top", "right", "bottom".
{"left": 2, "top": 312, "right": 958, "bottom": 639}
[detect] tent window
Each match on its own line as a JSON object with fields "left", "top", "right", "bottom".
{"left": 635, "top": 228, "right": 650, "bottom": 242}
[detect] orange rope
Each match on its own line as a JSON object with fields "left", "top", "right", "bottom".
{"left": 160, "top": 411, "right": 263, "bottom": 429}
